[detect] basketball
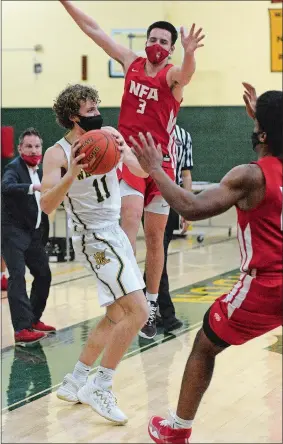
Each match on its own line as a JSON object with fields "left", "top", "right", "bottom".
{"left": 78, "top": 129, "right": 121, "bottom": 175}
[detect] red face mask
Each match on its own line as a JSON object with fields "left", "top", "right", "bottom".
{"left": 145, "top": 44, "right": 169, "bottom": 65}
{"left": 21, "top": 154, "right": 42, "bottom": 167}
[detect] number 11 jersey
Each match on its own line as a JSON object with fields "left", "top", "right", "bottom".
{"left": 57, "top": 137, "right": 121, "bottom": 231}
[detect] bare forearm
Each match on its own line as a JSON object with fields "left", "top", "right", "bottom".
{"left": 151, "top": 167, "right": 237, "bottom": 220}
{"left": 180, "top": 51, "right": 196, "bottom": 84}
{"left": 61, "top": 1, "right": 99, "bottom": 35}
{"left": 150, "top": 168, "right": 198, "bottom": 219}
{"left": 40, "top": 173, "right": 74, "bottom": 214}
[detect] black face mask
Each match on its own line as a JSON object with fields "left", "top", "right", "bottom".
{"left": 251, "top": 131, "right": 264, "bottom": 152}
{"left": 77, "top": 114, "right": 103, "bottom": 132}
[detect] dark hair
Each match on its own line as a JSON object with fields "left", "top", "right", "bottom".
{"left": 53, "top": 84, "right": 101, "bottom": 129}
{"left": 147, "top": 21, "right": 178, "bottom": 45}
{"left": 255, "top": 90, "right": 283, "bottom": 158}
{"left": 19, "top": 127, "right": 42, "bottom": 145}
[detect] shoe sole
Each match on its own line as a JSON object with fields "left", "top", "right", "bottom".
{"left": 78, "top": 389, "right": 128, "bottom": 425}
{"left": 57, "top": 392, "right": 79, "bottom": 403}
{"left": 138, "top": 330, "right": 157, "bottom": 340}
{"left": 33, "top": 329, "right": 56, "bottom": 334}
{"left": 15, "top": 336, "right": 46, "bottom": 347}
{"left": 148, "top": 423, "right": 162, "bottom": 443}
{"left": 164, "top": 324, "right": 183, "bottom": 334}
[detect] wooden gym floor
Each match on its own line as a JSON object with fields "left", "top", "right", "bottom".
{"left": 1, "top": 209, "right": 282, "bottom": 443}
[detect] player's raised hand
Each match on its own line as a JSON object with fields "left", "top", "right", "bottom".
{"left": 242, "top": 82, "right": 257, "bottom": 120}
{"left": 130, "top": 132, "right": 163, "bottom": 175}
{"left": 69, "top": 140, "right": 88, "bottom": 178}
{"left": 180, "top": 24, "right": 205, "bottom": 54}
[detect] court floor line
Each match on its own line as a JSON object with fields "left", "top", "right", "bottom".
{"left": 1, "top": 321, "right": 202, "bottom": 413}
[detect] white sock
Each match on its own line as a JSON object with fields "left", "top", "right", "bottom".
{"left": 72, "top": 361, "right": 91, "bottom": 384}
{"left": 170, "top": 412, "right": 193, "bottom": 430}
{"left": 146, "top": 291, "right": 158, "bottom": 303}
{"left": 93, "top": 365, "right": 115, "bottom": 390}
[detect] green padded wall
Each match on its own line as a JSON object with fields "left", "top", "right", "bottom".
{"left": 1, "top": 107, "right": 256, "bottom": 181}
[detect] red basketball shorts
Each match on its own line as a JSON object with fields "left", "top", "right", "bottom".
{"left": 204, "top": 272, "right": 283, "bottom": 346}
{"left": 118, "top": 164, "right": 175, "bottom": 207}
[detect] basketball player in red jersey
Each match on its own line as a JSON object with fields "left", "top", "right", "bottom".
{"left": 60, "top": 0, "right": 205, "bottom": 339}
{"left": 130, "top": 85, "right": 283, "bottom": 443}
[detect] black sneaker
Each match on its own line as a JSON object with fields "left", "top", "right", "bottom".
{"left": 156, "top": 314, "right": 164, "bottom": 327}
{"left": 164, "top": 317, "right": 183, "bottom": 334}
{"left": 139, "top": 301, "right": 158, "bottom": 339}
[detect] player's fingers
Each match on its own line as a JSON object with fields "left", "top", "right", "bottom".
{"left": 243, "top": 94, "right": 250, "bottom": 106}
{"left": 242, "top": 82, "right": 256, "bottom": 94}
{"left": 80, "top": 163, "right": 88, "bottom": 169}
{"left": 129, "top": 135, "right": 143, "bottom": 156}
{"left": 194, "top": 27, "right": 203, "bottom": 38}
{"left": 180, "top": 26, "right": 185, "bottom": 39}
{"left": 72, "top": 141, "right": 82, "bottom": 155}
{"left": 74, "top": 153, "right": 85, "bottom": 163}
{"left": 156, "top": 143, "right": 163, "bottom": 157}
{"left": 146, "top": 132, "right": 156, "bottom": 150}
{"left": 138, "top": 132, "right": 150, "bottom": 151}
{"left": 114, "top": 136, "right": 124, "bottom": 146}
{"left": 196, "top": 34, "right": 205, "bottom": 43}
{"left": 189, "top": 23, "right": 195, "bottom": 36}
{"left": 196, "top": 44, "right": 205, "bottom": 49}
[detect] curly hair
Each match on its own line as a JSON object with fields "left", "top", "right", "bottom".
{"left": 53, "top": 84, "right": 101, "bottom": 129}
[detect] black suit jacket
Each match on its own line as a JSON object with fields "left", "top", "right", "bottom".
{"left": 1, "top": 157, "right": 49, "bottom": 245}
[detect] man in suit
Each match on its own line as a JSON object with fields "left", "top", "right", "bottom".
{"left": 1, "top": 127, "right": 54, "bottom": 345}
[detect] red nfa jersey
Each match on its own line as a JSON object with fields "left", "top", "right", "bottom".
{"left": 118, "top": 57, "right": 181, "bottom": 171}
{"left": 237, "top": 156, "right": 283, "bottom": 277}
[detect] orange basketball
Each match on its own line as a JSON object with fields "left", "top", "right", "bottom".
{"left": 78, "top": 129, "right": 121, "bottom": 175}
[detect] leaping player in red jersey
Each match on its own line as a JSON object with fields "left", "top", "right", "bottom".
{"left": 130, "top": 84, "right": 283, "bottom": 443}
{"left": 60, "top": 0, "right": 205, "bottom": 339}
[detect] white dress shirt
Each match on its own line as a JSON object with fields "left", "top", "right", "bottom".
{"left": 27, "top": 166, "right": 42, "bottom": 229}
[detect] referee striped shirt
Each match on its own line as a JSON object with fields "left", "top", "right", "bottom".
{"left": 174, "top": 124, "right": 193, "bottom": 186}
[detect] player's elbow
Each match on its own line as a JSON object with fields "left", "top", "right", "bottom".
{"left": 179, "top": 72, "right": 194, "bottom": 87}
{"left": 40, "top": 194, "right": 53, "bottom": 215}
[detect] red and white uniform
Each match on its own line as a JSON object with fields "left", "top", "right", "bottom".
{"left": 209, "top": 156, "right": 283, "bottom": 345}
{"left": 118, "top": 57, "right": 181, "bottom": 207}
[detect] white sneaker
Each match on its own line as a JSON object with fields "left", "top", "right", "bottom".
{"left": 57, "top": 373, "right": 85, "bottom": 402}
{"left": 77, "top": 379, "right": 128, "bottom": 425}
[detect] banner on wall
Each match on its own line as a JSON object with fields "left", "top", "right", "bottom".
{"left": 269, "top": 9, "right": 283, "bottom": 72}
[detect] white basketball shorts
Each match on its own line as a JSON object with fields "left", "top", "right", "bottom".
{"left": 72, "top": 223, "right": 145, "bottom": 307}
{"left": 119, "top": 180, "right": 170, "bottom": 215}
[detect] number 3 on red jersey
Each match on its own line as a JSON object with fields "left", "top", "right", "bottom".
{"left": 137, "top": 99, "right": 146, "bottom": 114}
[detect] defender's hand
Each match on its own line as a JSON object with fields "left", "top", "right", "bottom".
{"left": 180, "top": 24, "right": 205, "bottom": 54}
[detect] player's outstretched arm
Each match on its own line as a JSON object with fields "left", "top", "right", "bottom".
{"left": 40, "top": 141, "right": 87, "bottom": 214}
{"left": 60, "top": 1, "right": 136, "bottom": 70}
{"left": 130, "top": 132, "right": 261, "bottom": 221}
{"left": 168, "top": 24, "right": 205, "bottom": 89}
